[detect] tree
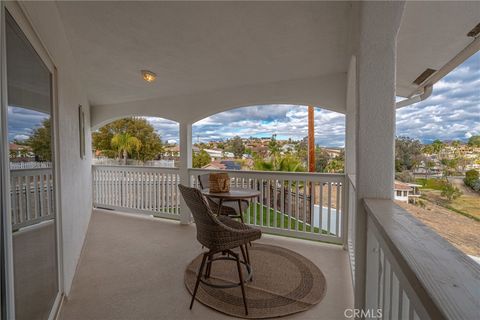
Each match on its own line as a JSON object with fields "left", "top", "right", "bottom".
{"left": 26, "top": 118, "right": 51, "bottom": 161}
{"left": 325, "top": 159, "right": 344, "bottom": 173}
{"left": 395, "top": 136, "right": 422, "bottom": 172}
{"left": 441, "top": 158, "right": 458, "bottom": 177}
{"left": 440, "top": 183, "right": 462, "bottom": 201}
{"left": 92, "top": 118, "right": 164, "bottom": 162}
{"left": 315, "top": 148, "right": 330, "bottom": 172}
{"left": 422, "top": 144, "right": 434, "bottom": 155}
{"left": 268, "top": 135, "right": 281, "bottom": 159}
{"left": 193, "top": 150, "right": 211, "bottom": 168}
{"left": 230, "top": 136, "right": 245, "bottom": 158}
{"left": 431, "top": 139, "right": 444, "bottom": 154}
{"left": 464, "top": 169, "right": 479, "bottom": 191}
{"left": 253, "top": 154, "right": 305, "bottom": 172}
{"left": 111, "top": 133, "right": 142, "bottom": 164}
{"left": 468, "top": 135, "right": 480, "bottom": 147}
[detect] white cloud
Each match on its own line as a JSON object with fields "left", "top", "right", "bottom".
{"left": 13, "top": 134, "right": 29, "bottom": 141}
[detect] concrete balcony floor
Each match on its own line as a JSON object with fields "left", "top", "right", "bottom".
{"left": 59, "top": 209, "right": 353, "bottom": 320}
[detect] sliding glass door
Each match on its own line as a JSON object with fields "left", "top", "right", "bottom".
{"left": 2, "top": 9, "right": 59, "bottom": 320}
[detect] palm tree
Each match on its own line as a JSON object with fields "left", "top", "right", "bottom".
{"left": 111, "top": 133, "right": 142, "bottom": 165}
{"left": 254, "top": 154, "right": 305, "bottom": 172}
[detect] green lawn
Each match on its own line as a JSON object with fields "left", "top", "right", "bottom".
{"left": 154, "top": 203, "right": 329, "bottom": 235}
{"left": 416, "top": 178, "right": 446, "bottom": 190}
{"left": 243, "top": 203, "right": 324, "bottom": 234}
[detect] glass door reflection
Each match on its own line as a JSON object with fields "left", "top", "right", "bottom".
{"left": 5, "top": 11, "right": 59, "bottom": 320}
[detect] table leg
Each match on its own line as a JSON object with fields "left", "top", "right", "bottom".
{"left": 217, "top": 198, "right": 224, "bottom": 216}
{"left": 237, "top": 200, "right": 244, "bottom": 222}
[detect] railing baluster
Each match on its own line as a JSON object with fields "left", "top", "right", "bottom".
{"left": 253, "top": 178, "right": 258, "bottom": 225}
{"left": 336, "top": 182, "right": 341, "bottom": 236}
{"left": 310, "top": 181, "right": 315, "bottom": 234}
{"left": 260, "top": 178, "right": 264, "bottom": 227}
{"left": 33, "top": 175, "right": 39, "bottom": 219}
{"left": 273, "top": 179, "right": 278, "bottom": 228}
{"left": 327, "top": 182, "right": 332, "bottom": 235}
{"left": 266, "top": 179, "right": 271, "bottom": 227}
{"left": 280, "top": 178, "right": 285, "bottom": 230}
{"left": 11, "top": 176, "right": 17, "bottom": 225}
{"left": 302, "top": 178, "right": 307, "bottom": 232}
{"left": 23, "top": 176, "right": 31, "bottom": 221}
{"left": 287, "top": 179, "right": 292, "bottom": 230}
{"left": 46, "top": 173, "right": 52, "bottom": 217}
{"left": 295, "top": 180, "right": 299, "bottom": 231}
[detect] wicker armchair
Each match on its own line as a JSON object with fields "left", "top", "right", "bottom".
{"left": 198, "top": 173, "right": 249, "bottom": 221}
{"left": 179, "top": 184, "right": 261, "bottom": 315}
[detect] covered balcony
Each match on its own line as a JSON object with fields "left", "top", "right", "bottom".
{"left": 1, "top": 1, "right": 479, "bottom": 320}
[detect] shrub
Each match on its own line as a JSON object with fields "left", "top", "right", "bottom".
{"left": 440, "top": 183, "right": 463, "bottom": 201}
{"left": 464, "top": 169, "right": 479, "bottom": 188}
{"left": 472, "top": 180, "right": 480, "bottom": 192}
{"left": 396, "top": 171, "right": 415, "bottom": 183}
{"left": 417, "top": 199, "right": 426, "bottom": 209}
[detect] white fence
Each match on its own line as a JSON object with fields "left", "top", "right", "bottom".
{"left": 10, "top": 161, "right": 52, "bottom": 169}
{"left": 189, "top": 168, "right": 347, "bottom": 244}
{"left": 91, "top": 165, "right": 347, "bottom": 243}
{"left": 92, "top": 158, "right": 176, "bottom": 167}
{"left": 92, "top": 165, "right": 180, "bottom": 220}
{"left": 10, "top": 168, "right": 55, "bottom": 230}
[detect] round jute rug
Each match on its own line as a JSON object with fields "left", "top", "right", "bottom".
{"left": 184, "top": 244, "right": 327, "bottom": 318}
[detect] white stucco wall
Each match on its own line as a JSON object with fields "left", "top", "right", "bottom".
{"left": 17, "top": 2, "right": 93, "bottom": 295}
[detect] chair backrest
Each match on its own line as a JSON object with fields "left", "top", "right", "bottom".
{"left": 198, "top": 174, "right": 209, "bottom": 190}
{"left": 178, "top": 184, "right": 222, "bottom": 248}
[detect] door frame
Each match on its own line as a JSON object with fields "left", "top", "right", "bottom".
{"left": 1, "top": 2, "right": 64, "bottom": 319}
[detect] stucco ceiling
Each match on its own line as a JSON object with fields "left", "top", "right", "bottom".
{"left": 56, "top": 1, "right": 351, "bottom": 106}
{"left": 55, "top": 1, "right": 479, "bottom": 108}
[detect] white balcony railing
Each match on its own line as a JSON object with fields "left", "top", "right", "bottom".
{"left": 190, "top": 168, "right": 346, "bottom": 244}
{"left": 364, "top": 199, "right": 479, "bottom": 320}
{"left": 92, "top": 165, "right": 347, "bottom": 244}
{"left": 10, "top": 168, "right": 55, "bottom": 230}
{"left": 92, "top": 165, "right": 181, "bottom": 220}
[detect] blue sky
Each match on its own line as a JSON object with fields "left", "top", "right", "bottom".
{"left": 7, "top": 52, "right": 479, "bottom": 147}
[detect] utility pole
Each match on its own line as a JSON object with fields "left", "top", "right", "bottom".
{"left": 308, "top": 106, "right": 315, "bottom": 172}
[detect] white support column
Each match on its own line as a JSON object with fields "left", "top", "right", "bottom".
{"left": 179, "top": 121, "right": 192, "bottom": 224}
{"left": 345, "top": 55, "right": 357, "bottom": 177}
{"left": 354, "top": 1, "right": 405, "bottom": 312}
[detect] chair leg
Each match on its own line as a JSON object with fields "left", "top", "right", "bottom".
{"left": 205, "top": 254, "right": 213, "bottom": 278}
{"left": 234, "top": 252, "right": 248, "bottom": 315}
{"left": 243, "top": 244, "right": 253, "bottom": 282}
{"left": 190, "top": 253, "right": 208, "bottom": 310}
{"left": 240, "top": 245, "right": 247, "bottom": 264}
{"left": 244, "top": 244, "right": 251, "bottom": 265}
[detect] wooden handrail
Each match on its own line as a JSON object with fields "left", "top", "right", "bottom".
{"left": 364, "top": 199, "right": 480, "bottom": 320}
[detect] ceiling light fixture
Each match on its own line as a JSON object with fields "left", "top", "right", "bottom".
{"left": 141, "top": 70, "right": 157, "bottom": 83}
